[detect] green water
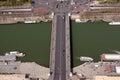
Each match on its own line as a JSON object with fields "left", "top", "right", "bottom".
{"left": 71, "top": 21, "right": 120, "bottom": 67}
{"left": 0, "top": 22, "right": 120, "bottom": 67}
{"left": 0, "top": 23, "right": 51, "bottom": 67}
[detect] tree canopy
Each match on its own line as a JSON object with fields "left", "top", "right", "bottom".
{"left": 0, "top": 0, "right": 32, "bottom": 6}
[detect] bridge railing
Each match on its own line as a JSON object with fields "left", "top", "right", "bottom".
{"left": 49, "top": 15, "right": 57, "bottom": 80}
{"left": 65, "top": 15, "right": 71, "bottom": 80}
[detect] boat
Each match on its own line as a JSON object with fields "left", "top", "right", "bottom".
{"left": 109, "top": 22, "right": 120, "bottom": 25}
{"left": 80, "top": 56, "right": 93, "bottom": 61}
{"left": 75, "top": 19, "right": 89, "bottom": 23}
{"left": 24, "top": 21, "right": 36, "bottom": 24}
{"left": 5, "top": 51, "right": 25, "bottom": 57}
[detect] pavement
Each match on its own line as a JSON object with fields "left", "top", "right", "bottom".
{"left": 19, "top": 62, "right": 50, "bottom": 79}
{"left": 53, "top": 14, "right": 66, "bottom": 80}
{"left": 50, "top": 12, "right": 71, "bottom": 80}
{"left": 0, "top": 74, "right": 26, "bottom": 80}
{"left": 0, "top": 62, "right": 50, "bottom": 79}
{"left": 73, "top": 61, "right": 120, "bottom": 79}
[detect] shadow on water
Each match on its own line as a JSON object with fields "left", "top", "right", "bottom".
{"left": 70, "top": 19, "right": 73, "bottom": 70}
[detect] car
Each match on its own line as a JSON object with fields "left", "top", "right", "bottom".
{"left": 63, "top": 49, "right": 65, "bottom": 52}
{"left": 8, "top": 12, "right": 12, "bottom": 14}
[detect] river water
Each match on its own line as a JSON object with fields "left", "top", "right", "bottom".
{"left": 71, "top": 21, "right": 120, "bottom": 67}
{"left": 0, "top": 21, "right": 120, "bottom": 67}
{"left": 0, "top": 23, "right": 51, "bottom": 67}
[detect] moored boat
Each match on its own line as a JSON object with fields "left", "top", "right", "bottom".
{"left": 75, "top": 19, "right": 89, "bottom": 23}
{"left": 24, "top": 21, "right": 36, "bottom": 24}
{"left": 109, "top": 22, "right": 120, "bottom": 25}
{"left": 5, "top": 51, "right": 25, "bottom": 57}
{"left": 80, "top": 56, "right": 93, "bottom": 61}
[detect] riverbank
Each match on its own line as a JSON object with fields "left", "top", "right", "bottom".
{"left": 0, "top": 61, "right": 50, "bottom": 80}
{"left": 0, "top": 15, "right": 52, "bottom": 24}
{"left": 73, "top": 61, "right": 120, "bottom": 80}
{"left": 0, "top": 12, "right": 120, "bottom": 24}
{"left": 71, "top": 13, "right": 120, "bottom": 22}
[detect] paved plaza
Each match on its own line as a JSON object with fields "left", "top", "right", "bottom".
{"left": 73, "top": 61, "right": 120, "bottom": 79}
{"left": 0, "top": 62, "right": 50, "bottom": 80}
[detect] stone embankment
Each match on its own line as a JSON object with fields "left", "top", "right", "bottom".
{"left": 71, "top": 13, "right": 120, "bottom": 22}
{"left": 0, "top": 15, "right": 52, "bottom": 24}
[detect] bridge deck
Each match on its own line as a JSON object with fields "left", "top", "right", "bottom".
{"left": 49, "top": 14, "right": 71, "bottom": 80}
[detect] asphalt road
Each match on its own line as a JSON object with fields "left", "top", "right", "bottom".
{"left": 0, "top": 0, "right": 93, "bottom": 16}
{"left": 53, "top": 14, "right": 66, "bottom": 80}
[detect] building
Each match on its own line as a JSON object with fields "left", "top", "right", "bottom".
{"left": 94, "top": 76, "right": 120, "bottom": 80}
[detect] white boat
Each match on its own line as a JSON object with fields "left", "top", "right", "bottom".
{"left": 75, "top": 19, "right": 89, "bottom": 23}
{"left": 5, "top": 51, "right": 25, "bottom": 57}
{"left": 109, "top": 22, "right": 120, "bottom": 25}
{"left": 80, "top": 56, "right": 93, "bottom": 61}
{"left": 24, "top": 21, "right": 36, "bottom": 24}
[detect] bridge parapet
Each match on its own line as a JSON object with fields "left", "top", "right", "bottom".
{"left": 65, "top": 15, "right": 71, "bottom": 80}
{"left": 49, "top": 15, "right": 57, "bottom": 80}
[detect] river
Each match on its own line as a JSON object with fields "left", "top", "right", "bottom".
{"left": 0, "top": 21, "right": 120, "bottom": 67}
{"left": 0, "top": 23, "right": 51, "bottom": 67}
{"left": 71, "top": 21, "right": 120, "bottom": 67}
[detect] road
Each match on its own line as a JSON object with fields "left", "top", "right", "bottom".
{"left": 53, "top": 14, "right": 66, "bottom": 80}
{"left": 0, "top": 0, "right": 93, "bottom": 17}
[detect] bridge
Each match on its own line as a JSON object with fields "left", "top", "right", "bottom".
{"left": 0, "top": 0, "right": 90, "bottom": 79}
{"left": 49, "top": 13, "right": 71, "bottom": 80}
{"left": 49, "top": 12, "right": 71, "bottom": 80}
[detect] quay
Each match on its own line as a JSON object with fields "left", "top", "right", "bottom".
{"left": 0, "top": 15, "right": 52, "bottom": 24}
{"left": 73, "top": 61, "right": 120, "bottom": 79}
{"left": 0, "top": 61, "right": 50, "bottom": 80}
{"left": 0, "top": 51, "right": 49, "bottom": 79}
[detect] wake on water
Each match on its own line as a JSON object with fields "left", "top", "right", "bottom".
{"left": 112, "top": 50, "right": 120, "bottom": 54}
